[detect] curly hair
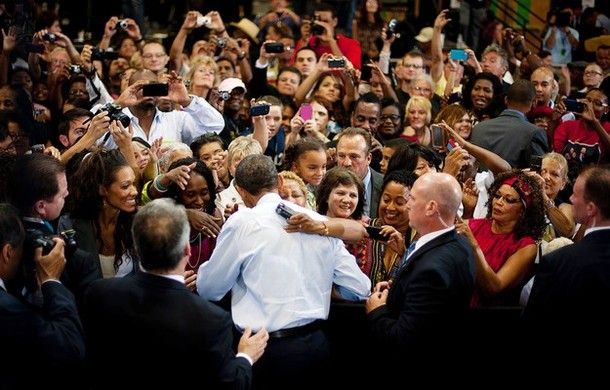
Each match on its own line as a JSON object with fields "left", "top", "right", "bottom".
{"left": 68, "top": 148, "right": 136, "bottom": 270}
{"left": 461, "top": 72, "right": 505, "bottom": 119}
{"left": 486, "top": 169, "right": 546, "bottom": 240}
{"left": 166, "top": 157, "right": 217, "bottom": 215}
{"left": 316, "top": 167, "right": 364, "bottom": 220}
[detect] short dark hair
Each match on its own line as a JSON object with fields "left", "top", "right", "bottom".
{"left": 0, "top": 203, "right": 24, "bottom": 248}
{"left": 295, "top": 46, "right": 318, "bottom": 60}
{"left": 386, "top": 143, "right": 442, "bottom": 176}
{"left": 132, "top": 199, "right": 189, "bottom": 272}
{"left": 58, "top": 108, "right": 93, "bottom": 137}
{"left": 352, "top": 92, "right": 381, "bottom": 114}
{"left": 282, "top": 138, "right": 326, "bottom": 172}
{"left": 383, "top": 138, "right": 411, "bottom": 150}
{"left": 278, "top": 66, "right": 302, "bottom": 84}
{"left": 336, "top": 127, "right": 372, "bottom": 153}
{"left": 235, "top": 154, "right": 278, "bottom": 196}
{"left": 584, "top": 166, "right": 610, "bottom": 220}
{"left": 190, "top": 134, "right": 224, "bottom": 158}
{"left": 506, "top": 79, "right": 536, "bottom": 106}
{"left": 316, "top": 167, "right": 364, "bottom": 219}
{"left": 8, "top": 154, "right": 65, "bottom": 215}
{"left": 314, "top": 2, "right": 336, "bottom": 18}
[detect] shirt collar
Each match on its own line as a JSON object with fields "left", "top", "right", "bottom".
{"left": 503, "top": 108, "right": 526, "bottom": 120}
{"left": 584, "top": 226, "right": 610, "bottom": 237}
{"left": 412, "top": 226, "right": 455, "bottom": 255}
{"left": 363, "top": 168, "right": 372, "bottom": 191}
{"left": 140, "top": 267, "right": 185, "bottom": 284}
{"left": 0, "top": 278, "right": 5, "bottom": 291}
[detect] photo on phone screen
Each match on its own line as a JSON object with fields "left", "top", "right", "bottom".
{"left": 365, "top": 226, "right": 389, "bottom": 242}
{"left": 300, "top": 103, "right": 313, "bottom": 121}
{"left": 430, "top": 125, "right": 445, "bottom": 148}
{"left": 142, "top": 83, "right": 169, "bottom": 97}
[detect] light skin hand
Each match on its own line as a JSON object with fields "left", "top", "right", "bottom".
{"left": 365, "top": 288, "right": 388, "bottom": 313}
{"left": 34, "top": 238, "right": 66, "bottom": 283}
{"left": 238, "top": 327, "right": 269, "bottom": 364}
{"left": 183, "top": 270, "right": 197, "bottom": 291}
{"left": 165, "top": 162, "right": 196, "bottom": 190}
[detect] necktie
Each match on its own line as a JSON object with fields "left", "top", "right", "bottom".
{"left": 401, "top": 240, "right": 418, "bottom": 268}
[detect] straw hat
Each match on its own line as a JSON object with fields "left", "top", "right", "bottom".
{"left": 229, "top": 18, "right": 260, "bottom": 44}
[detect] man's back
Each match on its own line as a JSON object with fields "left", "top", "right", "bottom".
{"left": 198, "top": 193, "right": 371, "bottom": 332}
{"left": 471, "top": 109, "right": 548, "bottom": 168}
{"left": 84, "top": 272, "right": 251, "bottom": 387}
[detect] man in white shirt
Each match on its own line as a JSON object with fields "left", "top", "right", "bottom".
{"left": 198, "top": 154, "right": 370, "bottom": 389}
{"left": 100, "top": 69, "right": 224, "bottom": 148}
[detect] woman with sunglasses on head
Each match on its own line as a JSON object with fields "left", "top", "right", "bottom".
{"left": 456, "top": 170, "right": 546, "bottom": 307}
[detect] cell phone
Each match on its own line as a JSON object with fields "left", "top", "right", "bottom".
{"left": 300, "top": 103, "right": 313, "bottom": 121}
{"left": 249, "top": 104, "right": 271, "bottom": 117}
{"left": 142, "top": 83, "right": 169, "bottom": 97}
{"left": 530, "top": 155, "right": 543, "bottom": 173}
{"left": 365, "top": 226, "right": 389, "bottom": 242}
{"left": 430, "top": 125, "right": 445, "bottom": 148}
{"left": 446, "top": 139, "right": 457, "bottom": 152}
{"left": 264, "top": 42, "right": 285, "bottom": 53}
{"left": 360, "top": 63, "right": 373, "bottom": 82}
{"left": 328, "top": 58, "right": 346, "bottom": 68}
{"left": 276, "top": 202, "right": 297, "bottom": 219}
{"left": 447, "top": 92, "right": 461, "bottom": 104}
{"left": 449, "top": 49, "right": 468, "bottom": 61}
{"left": 564, "top": 98, "right": 585, "bottom": 114}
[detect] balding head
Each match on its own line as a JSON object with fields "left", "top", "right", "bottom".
{"left": 407, "top": 172, "right": 462, "bottom": 234}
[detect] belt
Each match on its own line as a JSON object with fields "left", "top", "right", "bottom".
{"left": 268, "top": 320, "right": 323, "bottom": 339}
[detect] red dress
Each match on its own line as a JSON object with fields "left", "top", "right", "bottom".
{"left": 469, "top": 218, "right": 535, "bottom": 306}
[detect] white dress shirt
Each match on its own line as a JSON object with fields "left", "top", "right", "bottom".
{"left": 99, "top": 95, "right": 224, "bottom": 148}
{"left": 197, "top": 193, "right": 371, "bottom": 332}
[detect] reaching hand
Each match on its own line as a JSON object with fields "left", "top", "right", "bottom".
{"left": 434, "top": 9, "right": 451, "bottom": 30}
{"left": 238, "top": 327, "right": 269, "bottom": 364}
{"left": 2, "top": 27, "right": 17, "bottom": 52}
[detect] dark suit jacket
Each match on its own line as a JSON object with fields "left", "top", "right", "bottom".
{"left": 19, "top": 218, "right": 101, "bottom": 310}
{"left": 367, "top": 230, "right": 475, "bottom": 372}
{"left": 0, "top": 281, "right": 85, "bottom": 388}
{"left": 369, "top": 168, "right": 383, "bottom": 219}
{"left": 84, "top": 272, "right": 252, "bottom": 389}
{"left": 470, "top": 109, "right": 549, "bottom": 169}
{"left": 523, "top": 229, "right": 610, "bottom": 372}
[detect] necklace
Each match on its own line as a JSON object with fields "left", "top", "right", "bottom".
{"left": 188, "top": 232, "right": 202, "bottom": 269}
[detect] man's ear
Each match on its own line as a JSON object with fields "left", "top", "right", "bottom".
{"left": 332, "top": 16, "right": 338, "bottom": 28}
{"left": 58, "top": 135, "right": 70, "bottom": 148}
{"left": 0, "top": 243, "right": 11, "bottom": 265}
{"left": 33, "top": 200, "right": 46, "bottom": 218}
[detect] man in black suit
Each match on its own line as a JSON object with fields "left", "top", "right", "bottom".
{"left": 365, "top": 172, "right": 475, "bottom": 377}
{"left": 0, "top": 203, "right": 85, "bottom": 389}
{"left": 523, "top": 167, "right": 610, "bottom": 377}
{"left": 470, "top": 79, "right": 548, "bottom": 169}
{"left": 336, "top": 127, "right": 382, "bottom": 218}
{"left": 7, "top": 153, "right": 100, "bottom": 307}
{"left": 84, "top": 199, "right": 268, "bottom": 388}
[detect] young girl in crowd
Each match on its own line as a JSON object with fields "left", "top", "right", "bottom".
{"left": 283, "top": 138, "right": 327, "bottom": 209}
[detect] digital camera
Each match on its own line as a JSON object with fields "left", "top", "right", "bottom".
{"left": 96, "top": 103, "right": 131, "bottom": 127}
{"left": 28, "top": 228, "right": 77, "bottom": 256}
{"left": 91, "top": 47, "right": 119, "bottom": 61}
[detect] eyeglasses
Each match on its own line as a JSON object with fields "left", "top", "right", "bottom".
{"left": 142, "top": 53, "right": 166, "bottom": 59}
{"left": 492, "top": 192, "right": 521, "bottom": 204}
{"left": 584, "top": 70, "right": 603, "bottom": 76}
{"left": 403, "top": 64, "right": 423, "bottom": 69}
{"left": 381, "top": 114, "right": 401, "bottom": 122}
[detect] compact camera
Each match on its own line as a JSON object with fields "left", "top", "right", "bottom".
{"left": 117, "top": 19, "right": 129, "bottom": 30}
{"left": 43, "top": 32, "right": 56, "bottom": 43}
{"left": 68, "top": 64, "right": 82, "bottom": 74}
{"left": 91, "top": 47, "right": 119, "bottom": 61}
{"left": 312, "top": 15, "right": 325, "bottom": 36}
{"left": 328, "top": 57, "right": 346, "bottom": 68}
{"left": 196, "top": 15, "right": 211, "bottom": 28}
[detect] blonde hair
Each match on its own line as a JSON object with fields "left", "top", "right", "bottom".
{"left": 543, "top": 152, "right": 569, "bottom": 182}
{"left": 278, "top": 171, "right": 308, "bottom": 203}
{"left": 227, "top": 136, "right": 263, "bottom": 167}
{"left": 186, "top": 55, "right": 219, "bottom": 91}
{"left": 405, "top": 95, "right": 432, "bottom": 125}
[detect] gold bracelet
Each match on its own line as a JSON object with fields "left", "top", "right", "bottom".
{"left": 321, "top": 222, "right": 329, "bottom": 236}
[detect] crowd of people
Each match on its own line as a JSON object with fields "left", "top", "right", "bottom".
{"left": 1, "top": 0, "right": 610, "bottom": 387}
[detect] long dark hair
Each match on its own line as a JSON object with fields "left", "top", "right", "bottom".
{"left": 68, "top": 149, "right": 136, "bottom": 270}
{"left": 461, "top": 72, "right": 505, "bottom": 119}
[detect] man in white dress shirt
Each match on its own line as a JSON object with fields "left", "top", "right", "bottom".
{"left": 100, "top": 69, "right": 224, "bottom": 148}
{"left": 198, "top": 154, "right": 370, "bottom": 389}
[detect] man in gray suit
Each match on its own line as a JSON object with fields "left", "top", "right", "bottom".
{"left": 470, "top": 79, "right": 549, "bottom": 169}
{"left": 336, "top": 127, "right": 383, "bottom": 218}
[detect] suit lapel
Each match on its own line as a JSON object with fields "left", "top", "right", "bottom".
{"left": 396, "top": 230, "right": 456, "bottom": 280}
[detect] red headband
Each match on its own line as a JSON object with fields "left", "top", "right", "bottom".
{"left": 502, "top": 176, "right": 533, "bottom": 209}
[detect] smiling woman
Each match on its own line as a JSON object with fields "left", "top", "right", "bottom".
{"left": 60, "top": 149, "right": 139, "bottom": 279}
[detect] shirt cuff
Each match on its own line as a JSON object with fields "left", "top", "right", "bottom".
{"left": 41, "top": 279, "right": 62, "bottom": 285}
{"left": 255, "top": 59, "right": 268, "bottom": 69}
{"left": 236, "top": 352, "right": 253, "bottom": 366}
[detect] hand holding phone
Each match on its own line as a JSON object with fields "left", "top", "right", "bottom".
{"left": 276, "top": 203, "right": 297, "bottom": 219}
{"left": 142, "top": 83, "right": 169, "bottom": 97}
{"left": 366, "top": 226, "right": 389, "bottom": 242}
{"left": 264, "top": 42, "right": 285, "bottom": 53}
{"left": 299, "top": 103, "right": 313, "bottom": 121}
{"left": 250, "top": 104, "right": 271, "bottom": 117}
{"left": 430, "top": 124, "right": 445, "bottom": 148}
{"left": 449, "top": 49, "right": 468, "bottom": 61}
